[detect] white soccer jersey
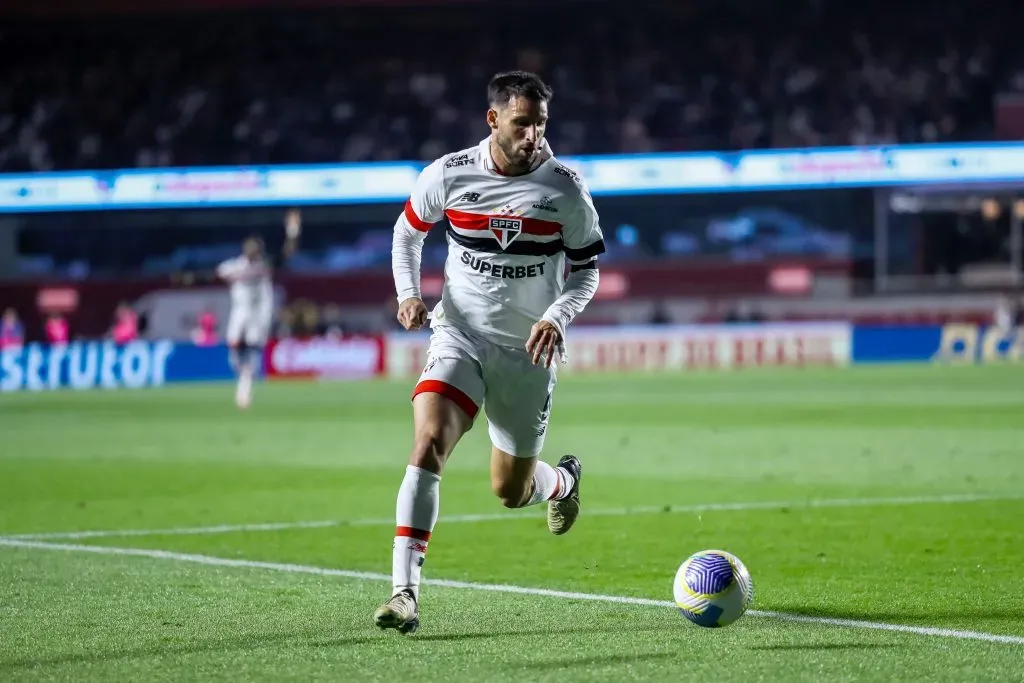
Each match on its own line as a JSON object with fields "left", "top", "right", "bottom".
{"left": 216, "top": 255, "right": 274, "bottom": 311}
{"left": 393, "top": 138, "right": 605, "bottom": 348}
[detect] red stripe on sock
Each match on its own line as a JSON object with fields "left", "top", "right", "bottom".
{"left": 549, "top": 469, "right": 563, "bottom": 501}
{"left": 395, "top": 526, "right": 432, "bottom": 542}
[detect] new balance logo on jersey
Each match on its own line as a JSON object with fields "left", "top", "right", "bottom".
{"left": 489, "top": 217, "right": 522, "bottom": 249}
{"left": 461, "top": 251, "right": 546, "bottom": 278}
{"left": 532, "top": 196, "right": 558, "bottom": 213}
{"left": 457, "top": 192, "right": 481, "bottom": 203}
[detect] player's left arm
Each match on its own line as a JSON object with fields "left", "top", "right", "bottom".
{"left": 527, "top": 181, "right": 605, "bottom": 366}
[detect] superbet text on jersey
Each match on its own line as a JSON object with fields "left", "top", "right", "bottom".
{"left": 397, "top": 138, "right": 606, "bottom": 348}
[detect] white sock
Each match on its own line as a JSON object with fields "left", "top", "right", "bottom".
{"left": 393, "top": 465, "right": 441, "bottom": 601}
{"left": 236, "top": 366, "right": 252, "bottom": 407}
{"left": 525, "top": 461, "right": 575, "bottom": 506}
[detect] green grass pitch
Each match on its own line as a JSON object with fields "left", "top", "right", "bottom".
{"left": 1, "top": 363, "right": 1023, "bottom": 681}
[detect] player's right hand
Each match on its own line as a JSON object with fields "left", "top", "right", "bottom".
{"left": 397, "top": 297, "right": 429, "bottom": 330}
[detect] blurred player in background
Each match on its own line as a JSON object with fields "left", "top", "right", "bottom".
{"left": 191, "top": 305, "right": 219, "bottom": 346}
{"left": 109, "top": 302, "right": 139, "bottom": 344}
{"left": 216, "top": 209, "right": 301, "bottom": 408}
{"left": 376, "top": 71, "right": 605, "bottom": 634}
{"left": 45, "top": 312, "right": 69, "bottom": 344}
{"left": 0, "top": 308, "right": 24, "bottom": 349}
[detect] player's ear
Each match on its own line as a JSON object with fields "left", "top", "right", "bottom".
{"left": 486, "top": 107, "right": 499, "bottom": 131}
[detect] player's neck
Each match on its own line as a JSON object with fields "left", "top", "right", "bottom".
{"left": 488, "top": 138, "right": 530, "bottom": 177}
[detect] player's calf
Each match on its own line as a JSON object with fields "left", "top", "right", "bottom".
{"left": 228, "top": 342, "right": 243, "bottom": 373}
{"left": 492, "top": 477, "right": 532, "bottom": 509}
{"left": 489, "top": 448, "right": 578, "bottom": 520}
{"left": 229, "top": 341, "right": 261, "bottom": 409}
{"left": 409, "top": 425, "right": 449, "bottom": 474}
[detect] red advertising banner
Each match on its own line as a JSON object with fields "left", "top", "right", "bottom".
{"left": 264, "top": 335, "right": 384, "bottom": 380}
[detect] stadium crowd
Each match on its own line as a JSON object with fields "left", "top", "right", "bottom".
{"left": 0, "top": 0, "right": 1017, "bottom": 172}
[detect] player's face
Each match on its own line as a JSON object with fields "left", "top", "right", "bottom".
{"left": 491, "top": 96, "right": 548, "bottom": 169}
{"left": 243, "top": 238, "right": 261, "bottom": 259}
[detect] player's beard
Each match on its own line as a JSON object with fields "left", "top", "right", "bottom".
{"left": 497, "top": 133, "right": 535, "bottom": 170}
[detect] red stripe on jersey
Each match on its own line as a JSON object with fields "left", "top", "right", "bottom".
{"left": 445, "top": 208, "right": 561, "bottom": 236}
{"left": 404, "top": 200, "right": 434, "bottom": 232}
{"left": 395, "top": 526, "right": 432, "bottom": 542}
{"left": 412, "top": 379, "right": 480, "bottom": 419}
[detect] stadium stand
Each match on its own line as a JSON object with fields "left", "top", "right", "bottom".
{"left": 0, "top": 0, "right": 1021, "bottom": 341}
{"left": 0, "top": 0, "right": 1017, "bottom": 172}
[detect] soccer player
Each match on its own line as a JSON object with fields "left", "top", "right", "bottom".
{"left": 375, "top": 71, "right": 605, "bottom": 634}
{"left": 216, "top": 209, "right": 301, "bottom": 408}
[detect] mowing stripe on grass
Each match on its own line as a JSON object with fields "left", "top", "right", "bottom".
{"left": 6, "top": 492, "right": 1022, "bottom": 541}
{"left": 0, "top": 537, "right": 1021, "bottom": 646}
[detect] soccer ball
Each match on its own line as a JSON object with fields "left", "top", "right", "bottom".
{"left": 673, "top": 549, "right": 754, "bottom": 628}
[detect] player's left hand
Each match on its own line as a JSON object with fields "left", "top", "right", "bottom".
{"left": 526, "top": 320, "right": 562, "bottom": 368}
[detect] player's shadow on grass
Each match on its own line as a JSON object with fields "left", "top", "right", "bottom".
{"left": 316, "top": 623, "right": 668, "bottom": 646}
{"left": 749, "top": 643, "right": 901, "bottom": 651}
{"left": 0, "top": 625, "right": 673, "bottom": 672}
{"left": 448, "top": 624, "right": 663, "bottom": 642}
{"left": 0, "top": 633, "right": 368, "bottom": 672}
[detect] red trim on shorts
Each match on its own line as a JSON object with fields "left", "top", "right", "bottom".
{"left": 412, "top": 379, "right": 480, "bottom": 419}
{"left": 404, "top": 200, "right": 434, "bottom": 232}
{"left": 395, "top": 526, "right": 432, "bottom": 542}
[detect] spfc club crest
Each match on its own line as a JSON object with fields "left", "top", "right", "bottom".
{"left": 488, "top": 216, "right": 523, "bottom": 249}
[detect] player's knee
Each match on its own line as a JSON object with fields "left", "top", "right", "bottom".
{"left": 491, "top": 478, "right": 529, "bottom": 509}
{"left": 410, "top": 425, "right": 449, "bottom": 474}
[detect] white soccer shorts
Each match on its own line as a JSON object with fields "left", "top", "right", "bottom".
{"left": 226, "top": 305, "right": 273, "bottom": 347}
{"left": 412, "top": 324, "right": 557, "bottom": 458}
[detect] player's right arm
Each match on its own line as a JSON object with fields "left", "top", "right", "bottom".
{"left": 392, "top": 158, "right": 446, "bottom": 330}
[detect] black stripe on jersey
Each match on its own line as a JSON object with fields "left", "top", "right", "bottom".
{"left": 564, "top": 239, "right": 607, "bottom": 262}
{"left": 570, "top": 260, "right": 597, "bottom": 272}
{"left": 446, "top": 227, "right": 564, "bottom": 257}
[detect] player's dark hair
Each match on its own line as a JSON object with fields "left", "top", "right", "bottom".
{"left": 487, "top": 71, "right": 553, "bottom": 108}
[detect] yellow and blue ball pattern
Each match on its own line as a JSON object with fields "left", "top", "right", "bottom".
{"left": 673, "top": 549, "right": 754, "bottom": 628}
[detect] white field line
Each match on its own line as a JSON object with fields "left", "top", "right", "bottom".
{"left": 0, "top": 538, "right": 1021, "bottom": 646}
{"left": 6, "top": 492, "right": 1022, "bottom": 541}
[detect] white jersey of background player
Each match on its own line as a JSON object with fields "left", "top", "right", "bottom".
{"left": 375, "top": 71, "right": 605, "bottom": 634}
{"left": 215, "top": 209, "right": 300, "bottom": 408}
